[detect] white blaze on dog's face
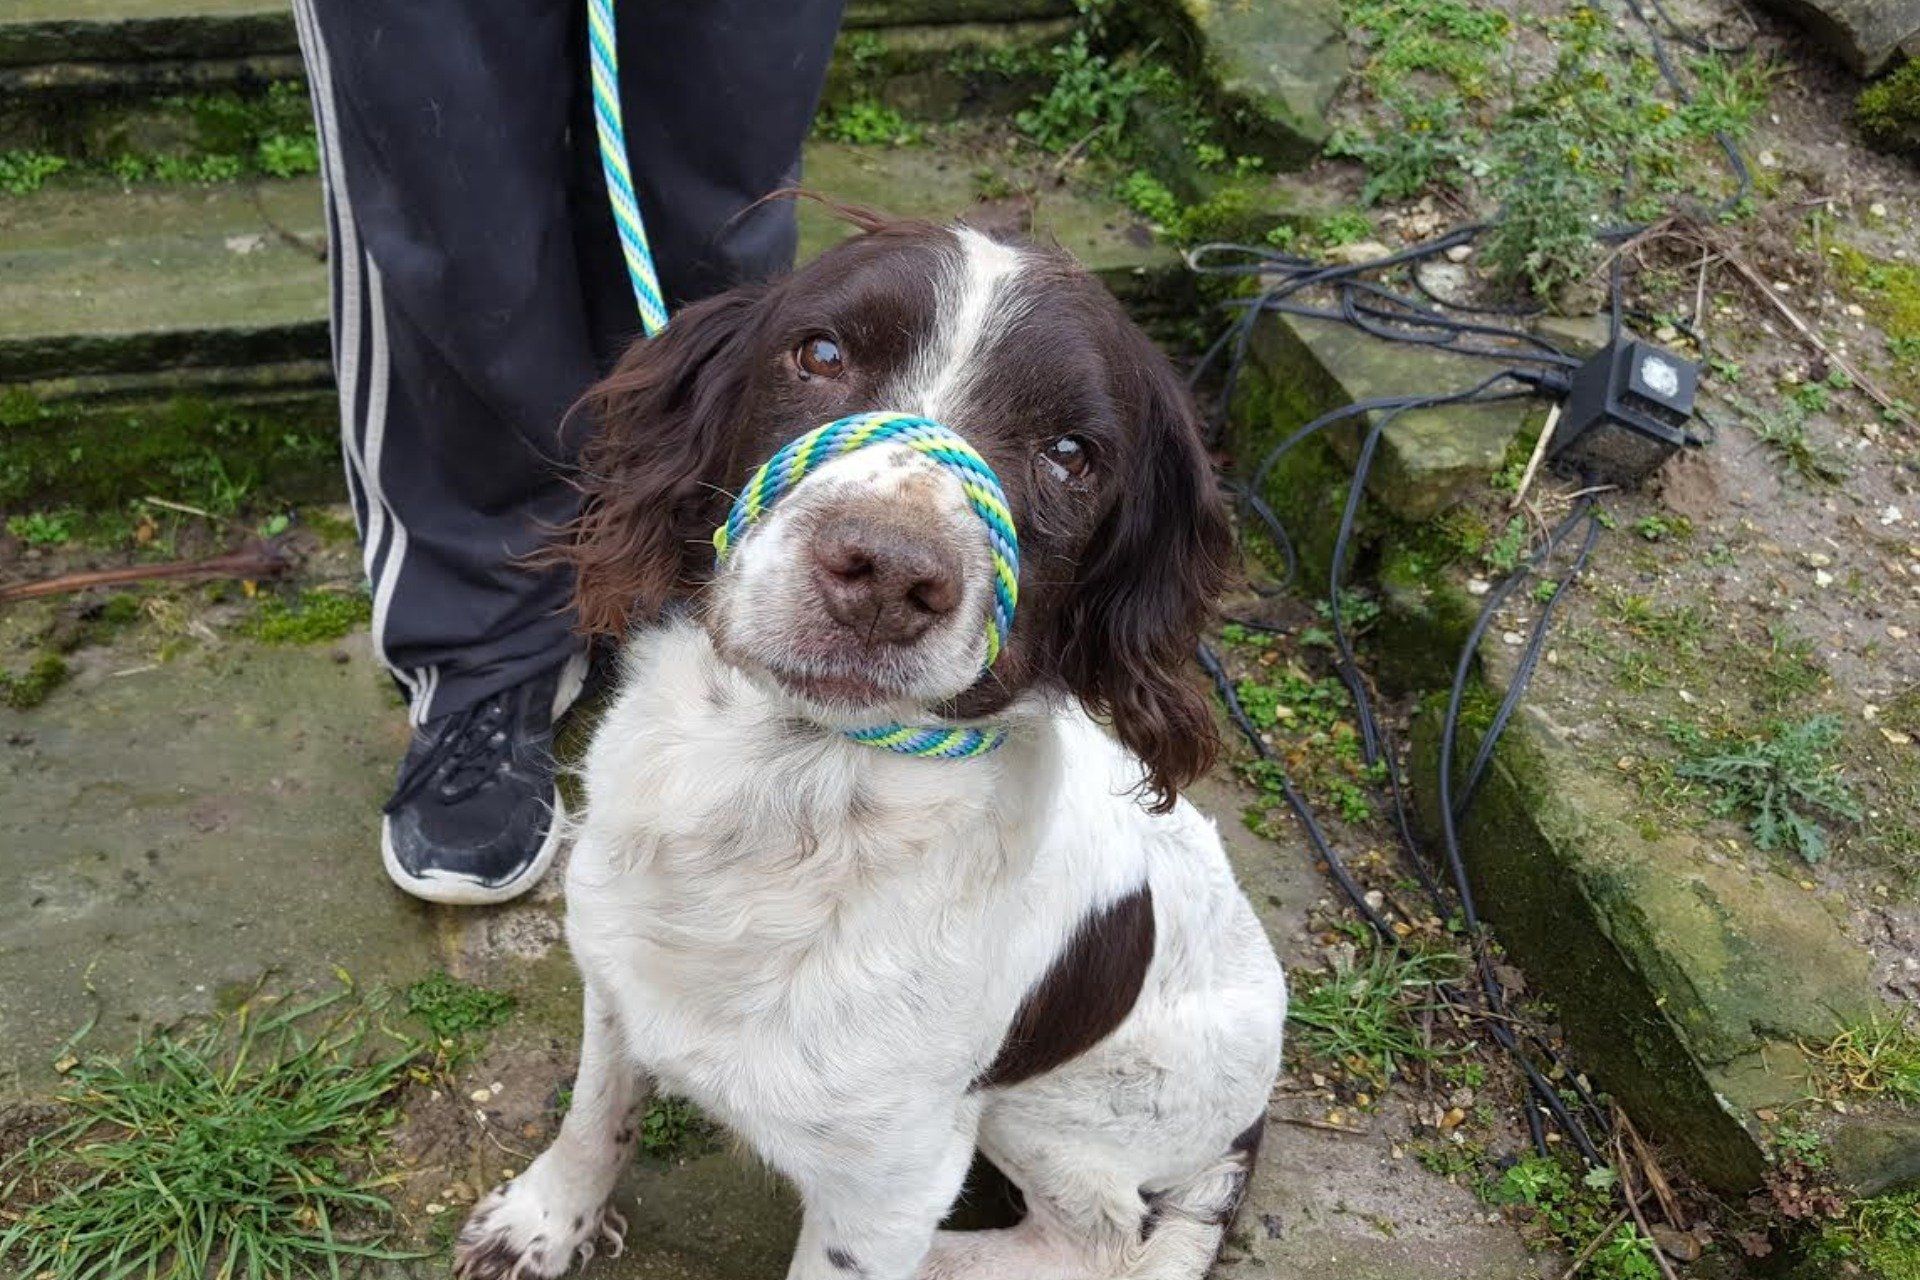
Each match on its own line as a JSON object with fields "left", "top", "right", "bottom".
{"left": 713, "top": 230, "right": 1028, "bottom": 717}
{"left": 562, "top": 216, "right": 1236, "bottom": 807}
{"left": 707, "top": 442, "right": 997, "bottom": 715}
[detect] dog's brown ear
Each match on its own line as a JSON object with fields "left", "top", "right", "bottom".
{"left": 1057, "top": 335, "right": 1234, "bottom": 812}
{"left": 559, "top": 286, "right": 764, "bottom": 637}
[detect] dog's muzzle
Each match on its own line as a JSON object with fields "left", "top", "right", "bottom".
{"left": 712, "top": 413, "right": 1020, "bottom": 758}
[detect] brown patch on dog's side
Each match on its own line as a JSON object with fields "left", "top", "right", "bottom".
{"left": 973, "top": 885, "right": 1155, "bottom": 1090}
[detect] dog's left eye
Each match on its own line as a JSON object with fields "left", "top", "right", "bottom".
{"left": 1040, "top": 436, "right": 1092, "bottom": 482}
{"left": 794, "top": 335, "right": 846, "bottom": 380}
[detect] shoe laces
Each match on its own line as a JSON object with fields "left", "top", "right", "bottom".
{"left": 385, "top": 694, "right": 517, "bottom": 812}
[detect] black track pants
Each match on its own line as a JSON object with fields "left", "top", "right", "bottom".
{"left": 292, "top": 0, "right": 844, "bottom": 725}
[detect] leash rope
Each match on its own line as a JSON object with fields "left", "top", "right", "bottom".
{"left": 589, "top": 16, "right": 1013, "bottom": 759}
{"left": 587, "top": 0, "right": 668, "bottom": 336}
{"left": 715, "top": 414, "right": 1021, "bottom": 759}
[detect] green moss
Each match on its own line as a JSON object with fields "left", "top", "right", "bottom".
{"left": 241, "top": 589, "right": 371, "bottom": 645}
{"left": 1857, "top": 61, "right": 1920, "bottom": 154}
{"left": 300, "top": 506, "right": 361, "bottom": 547}
{"left": 1833, "top": 245, "right": 1920, "bottom": 388}
{"left": 1168, "top": 181, "right": 1290, "bottom": 242}
{"left": 0, "top": 652, "right": 70, "bottom": 709}
{"left": 12, "top": 82, "right": 319, "bottom": 188}
{"left": 1, "top": 393, "right": 339, "bottom": 517}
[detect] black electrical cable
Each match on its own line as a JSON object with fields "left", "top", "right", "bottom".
{"left": 1188, "top": 0, "right": 1752, "bottom": 1175}
{"left": 1209, "top": 625, "right": 1597, "bottom": 1160}
{"left": 1435, "top": 499, "right": 1600, "bottom": 936}
{"left": 1453, "top": 509, "right": 1607, "bottom": 819}
{"left": 1200, "top": 642, "right": 1397, "bottom": 940}
{"left": 1221, "top": 372, "right": 1613, "bottom": 1161}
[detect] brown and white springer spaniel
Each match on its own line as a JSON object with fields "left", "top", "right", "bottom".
{"left": 455, "top": 214, "right": 1286, "bottom": 1280}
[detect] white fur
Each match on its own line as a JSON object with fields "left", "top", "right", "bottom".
{"left": 456, "top": 227, "right": 1286, "bottom": 1280}
{"left": 889, "top": 228, "right": 1032, "bottom": 424}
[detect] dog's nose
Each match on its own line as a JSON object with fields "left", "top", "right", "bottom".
{"left": 810, "top": 515, "right": 962, "bottom": 645}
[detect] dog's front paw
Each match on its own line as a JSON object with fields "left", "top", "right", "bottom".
{"left": 453, "top": 1179, "right": 628, "bottom": 1279}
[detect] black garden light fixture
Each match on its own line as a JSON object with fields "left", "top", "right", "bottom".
{"left": 1550, "top": 338, "right": 1703, "bottom": 487}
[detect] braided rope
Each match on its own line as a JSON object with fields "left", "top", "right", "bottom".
{"left": 714, "top": 413, "right": 1020, "bottom": 759}
{"left": 588, "top": 0, "right": 668, "bottom": 337}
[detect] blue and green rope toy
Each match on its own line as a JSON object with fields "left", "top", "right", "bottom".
{"left": 713, "top": 413, "right": 1021, "bottom": 760}
{"left": 589, "top": 9, "right": 1013, "bottom": 758}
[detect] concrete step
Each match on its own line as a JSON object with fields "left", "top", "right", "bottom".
{"left": 0, "top": 0, "right": 1075, "bottom": 151}
{"left": 0, "top": 140, "right": 1176, "bottom": 404}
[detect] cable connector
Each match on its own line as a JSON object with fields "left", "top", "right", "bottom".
{"left": 1549, "top": 340, "right": 1700, "bottom": 487}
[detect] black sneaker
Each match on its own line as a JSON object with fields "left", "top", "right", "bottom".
{"left": 380, "top": 654, "right": 587, "bottom": 905}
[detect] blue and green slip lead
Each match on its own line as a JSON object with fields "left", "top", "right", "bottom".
{"left": 714, "top": 413, "right": 1020, "bottom": 759}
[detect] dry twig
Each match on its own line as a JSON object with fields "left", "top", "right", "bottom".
{"left": 0, "top": 545, "right": 292, "bottom": 604}
{"left": 1612, "top": 1126, "right": 1683, "bottom": 1280}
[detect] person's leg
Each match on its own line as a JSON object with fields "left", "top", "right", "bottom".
{"left": 294, "top": 0, "right": 592, "bottom": 723}
{"left": 571, "top": 0, "right": 849, "bottom": 360}
{"left": 293, "top": 0, "right": 596, "bottom": 904}
{"left": 294, "top": 0, "right": 845, "bottom": 904}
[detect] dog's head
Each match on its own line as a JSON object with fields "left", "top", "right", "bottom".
{"left": 562, "top": 219, "right": 1232, "bottom": 810}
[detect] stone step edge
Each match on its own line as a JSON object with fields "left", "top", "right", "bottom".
{"left": 0, "top": 0, "right": 1076, "bottom": 70}
{"left": 1223, "top": 328, "right": 1910, "bottom": 1198}
{"left": 7, "top": 263, "right": 1185, "bottom": 400}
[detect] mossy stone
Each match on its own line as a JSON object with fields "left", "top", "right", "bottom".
{"left": 1231, "top": 310, "right": 1532, "bottom": 531}
{"left": 1747, "top": 0, "right": 1920, "bottom": 75}
{"left": 1, "top": 392, "right": 339, "bottom": 515}
{"left": 1119, "top": 0, "right": 1350, "bottom": 169}
{"left": 1858, "top": 60, "right": 1920, "bottom": 154}
{"left": 1409, "top": 697, "right": 1890, "bottom": 1192}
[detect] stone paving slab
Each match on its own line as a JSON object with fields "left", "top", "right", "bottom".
{"left": 0, "top": 627, "right": 1547, "bottom": 1280}
{"left": 0, "top": 142, "right": 1171, "bottom": 391}
{"left": 0, "top": 178, "right": 328, "bottom": 384}
{"left": 0, "top": 632, "right": 432, "bottom": 1094}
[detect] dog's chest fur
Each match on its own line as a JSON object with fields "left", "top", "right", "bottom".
{"left": 562, "top": 622, "right": 1150, "bottom": 1163}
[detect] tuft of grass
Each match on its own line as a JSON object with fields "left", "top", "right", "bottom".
{"left": 0, "top": 991, "right": 423, "bottom": 1280}
{"left": 0, "top": 653, "right": 71, "bottom": 710}
{"left": 1286, "top": 946, "right": 1459, "bottom": 1087}
{"left": 403, "top": 972, "right": 514, "bottom": 1064}
{"left": 1805, "top": 1015, "right": 1920, "bottom": 1107}
{"left": 1755, "top": 625, "right": 1826, "bottom": 708}
{"left": 241, "top": 588, "right": 373, "bottom": 645}
{"left": 1672, "top": 715, "right": 1861, "bottom": 863}
{"left": 1728, "top": 393, "right": 1849, "bottom": 485}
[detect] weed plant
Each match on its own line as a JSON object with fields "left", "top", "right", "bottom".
{"left": 0, "top": 992, "right": 422, "bottom": 1280}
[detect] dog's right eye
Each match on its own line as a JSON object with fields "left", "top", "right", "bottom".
{"left": 794, "top": 335, "right": 846, "bottom": 380}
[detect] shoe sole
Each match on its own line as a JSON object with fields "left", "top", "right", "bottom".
{"left": 381, "top": 652, "right": 590, "bottom": 907}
